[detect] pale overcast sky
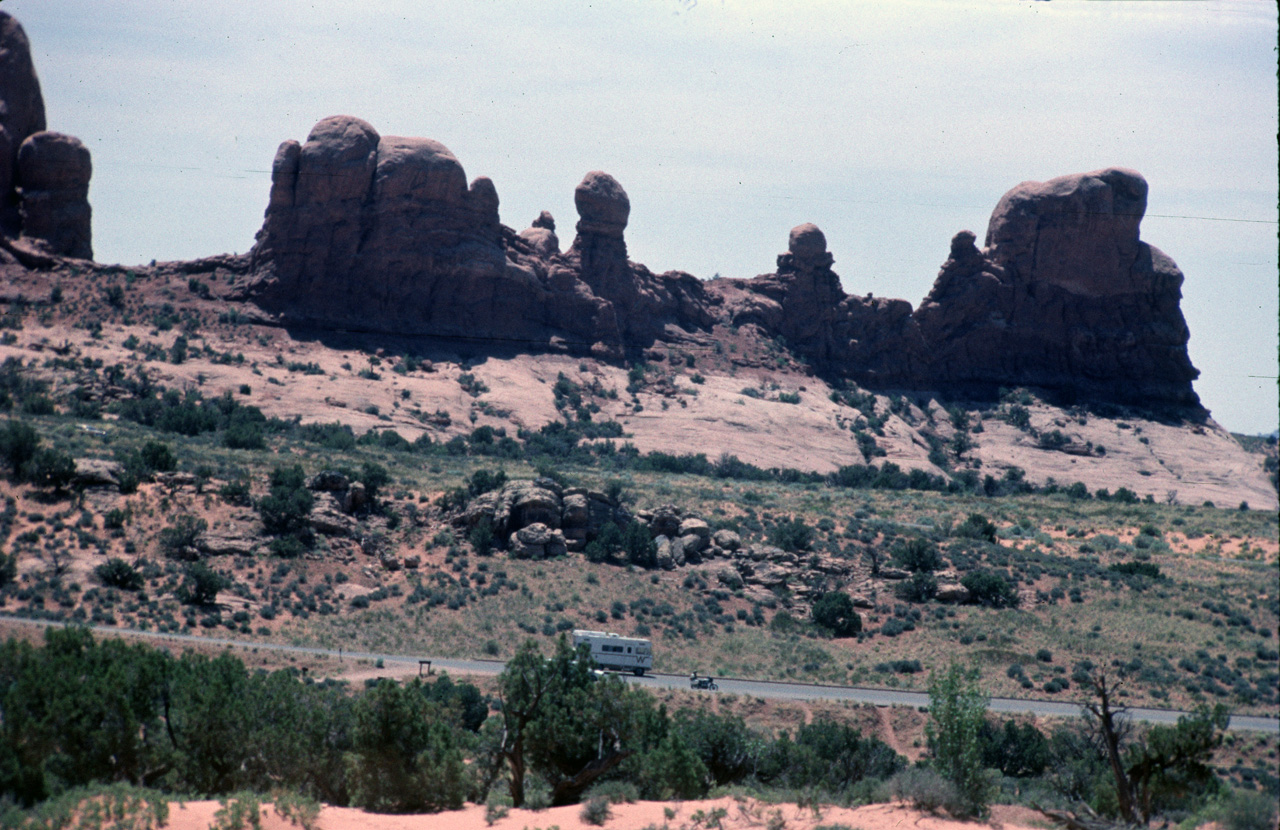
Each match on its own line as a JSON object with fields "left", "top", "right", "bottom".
{"left": 7, "top": 0, "right": 1277, "bottom": 434}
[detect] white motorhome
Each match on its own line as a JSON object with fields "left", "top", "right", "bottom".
{"left": 571, "top": 629, "right": 652, "bottom": 676}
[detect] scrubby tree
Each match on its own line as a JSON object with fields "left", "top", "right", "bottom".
{"left": 0, "top": 419, "right": 39, "bottom": 480}
{"left": 94, "top": 558, "right": 144, "bottom": 591}
{"left": 490, "top": 638, "right": 649, "bottom": 807}
{"left": 961, "top": 569, "right": 1019, "bottom": 608}
{"left": 176, "top": 561, "right": 227, "bottom": 606}
{"left": 953, "top": 513, "right": 997, "bottom": 542}
{"left": 927, "top": 662, "right": 992, "bottom": 817}
{"left": 892, "top": 537, "right": 942, "bottom": 572}
{"left": 1049, "top": 668, "right": 1229, "bottom": 825}
{"left": 811, "top": 592, "right": 862, "bottom": 637}
{"left": 344, "top": 679, "right": 469, "bottom": 813}
{"left": 158, "top": 514, "right": 208, "bottom": 560}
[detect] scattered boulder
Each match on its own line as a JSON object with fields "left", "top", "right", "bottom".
{"left": 935, "top": 582, "right": 971, "bottom": 603}
{"left": 712, "top": 529, "right": 741, "bottom": 551}
{"left": 72, "top": 458, "right": 121, "bottom": 489}
{"left": 509, "top": 522, "right": 567, "bottom": 560}
{"left": 342, "top": 481, "right": 368, "bottom": 514}
{"left": 655, "top": 536, "right": 674, "bottom": 570}
{"left": 308, "top": 470, "right": 350, "bottom": 491}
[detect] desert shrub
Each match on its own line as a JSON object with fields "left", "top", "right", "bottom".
{"left": 756, "top": 719, "right": 904, "bottom": 794}
{"left": 298, "top": 422, "right": 356, "bottom": 450}
{"left": 953, "top": 513, "right": 997, "bottom": 543}
{"left": 1212, "top": 789, "right": 1279, "bottom": 830}
{"left": 888, "top": 767, "right": 959, "bottom": 813}
{"left": 811, "top": 592, "right": 861, "bottom": 637}
{"left": 94, "top": 558, "right": 144, "bottom": 591}
{"left": 768, "top": 517, "right": 813, "bottom": 552}
{"left": 158, "top": 515, "right": 209, "bottom": 560}
{"left": 961, "top": 570, "right": 1019, "bottom": 608}
{"left": 1107, "top": 561, "right": 1161, "bottom": 579}
{"left": 895, "top": 572, "right": 937, "bottom": 603}
{"left": 893, "top": 538, "right": 942, "bottom": 572}
{"left": 580, "top": 796, "right": 611, "bottom": 826}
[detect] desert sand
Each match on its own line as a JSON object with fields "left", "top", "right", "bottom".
{"left": 165, "top": 797, "right": 1045, "bottom": 830}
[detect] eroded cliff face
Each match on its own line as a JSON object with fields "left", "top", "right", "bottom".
{"left": 241, "top": 119, "right": 1198, "bottom": 408}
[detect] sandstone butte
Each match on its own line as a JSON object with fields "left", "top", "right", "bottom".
{"left": 0, "top": 10, "right": 1274, "bottom": 511}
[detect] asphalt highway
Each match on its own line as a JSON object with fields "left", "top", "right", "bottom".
{"left": 2, "top": 615, "right": 1275, "bottom": 734}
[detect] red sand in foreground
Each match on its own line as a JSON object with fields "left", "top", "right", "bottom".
{"left": 164, "top": 797, "right": 1045, "bottom": 830}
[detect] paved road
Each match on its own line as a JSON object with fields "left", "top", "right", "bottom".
{"left": 3, "top": 615, "right": 1275, "bottom": 734}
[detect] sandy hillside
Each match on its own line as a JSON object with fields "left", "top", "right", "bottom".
{"left": 1, "top": 270, "right": 1273, "bottom": 512}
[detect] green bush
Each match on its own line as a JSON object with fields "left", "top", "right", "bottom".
{"left": 892, "top": 538, "right": 942, "bottom": 572}
{"left": 895, "top": 572, "right": 937, "bottom": 603}
{"left": 580, "top": 796, "right": 611, "bottom": 826}
{"left": 887, "top": 766, "right": 959, "bottom": 814}
{"left": 177, "top": 562, "right": 228, "bottom": 606}
{"left": 961, "top": 570, "right": 1019, "bottom": 608}
{"left": 768, "top": 517, "right": 813, "bottom": 552}
{"left": 94, "top": 558, "right": 144, "bottom": 591}
{"left": 811, "top": 592, "right": 862, "bottom": 637}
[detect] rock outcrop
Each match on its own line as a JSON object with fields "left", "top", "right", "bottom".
{"left": 713, "top": 168, "right": 1198, "bottom": 406}
{"left": 236, "top": 113, "right": 1198, "bottom": 408}
{"left": 245, "top": 116, "right": 713, "bottom": 354}
{"left": 16, "top": 131, "right": 93, "bottom": 259}
{"left": 0, "top": 12, "right": 92, "bottom": 259}
{"left": 913, "top": 167, "right": 1198, "bottom": 405}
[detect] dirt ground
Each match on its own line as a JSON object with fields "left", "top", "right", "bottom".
{"left": 162, "top": 797, "right": 1050, "bottom": 830}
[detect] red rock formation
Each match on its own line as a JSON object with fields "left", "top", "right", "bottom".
{"left": 247, "top": 120, "right": 714, "bottom": 352}
{"left": 914, "top": 168, "right": 1199, "bottom": 406}
{"left": 243, "top": 123, "right": 1198, "bottom": 408}
{"left": 0, "top": 11, "right": 45, "bottom": 235}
